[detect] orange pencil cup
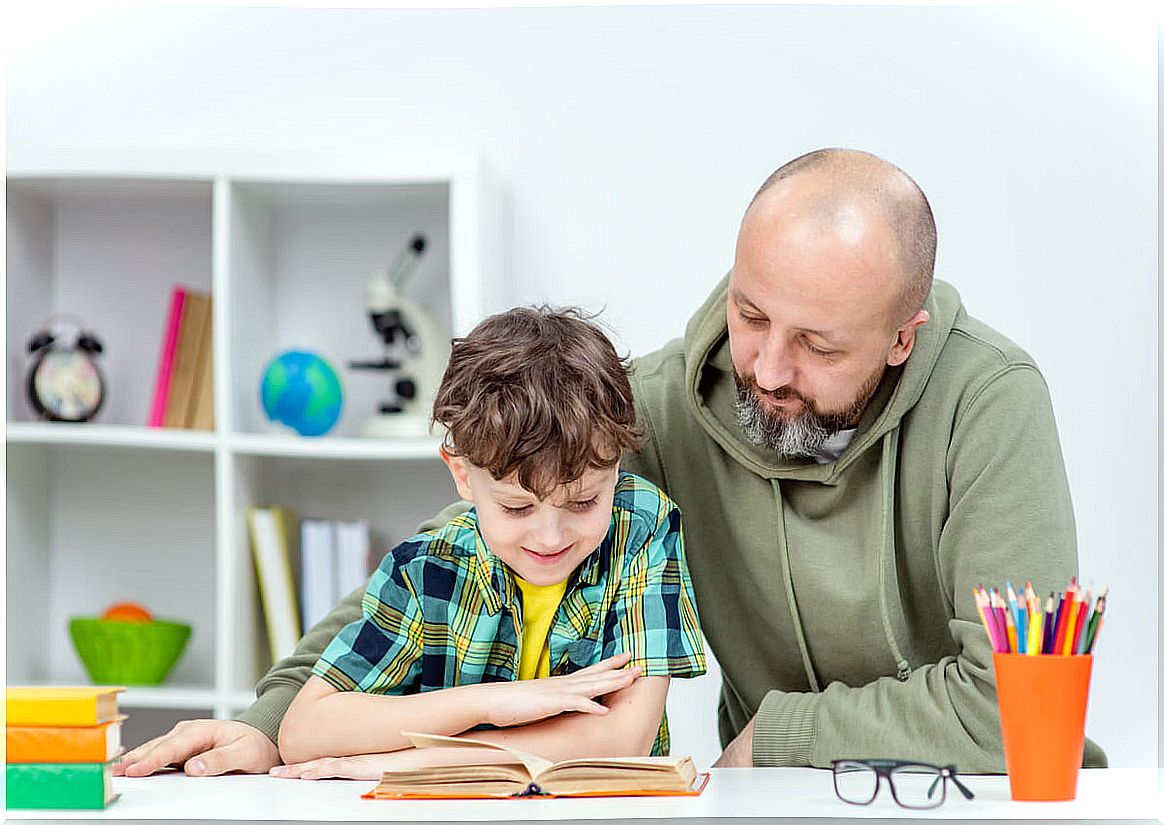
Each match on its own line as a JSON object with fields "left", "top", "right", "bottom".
{"left": 992, "top": 653, "right": 1092, "bottom": 801}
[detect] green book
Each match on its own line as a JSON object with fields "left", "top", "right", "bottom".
{"left": 6, "top": 762, "right": 117, "bottom": 810}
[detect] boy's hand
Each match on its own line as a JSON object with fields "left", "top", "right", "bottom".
{"left": 271, "top": 746, "right": 518, "bottom": 780}
{"left": 479, "top": 651, "right": 641, "bottom": 728}
{"left": 114, "top": 719, "right": 280, "bottom": 777}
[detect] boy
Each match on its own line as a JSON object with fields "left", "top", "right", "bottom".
{"left": 272, "top": 307, "right": 705, "bottom": 780}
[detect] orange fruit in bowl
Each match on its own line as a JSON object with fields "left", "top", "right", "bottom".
{"left": 102, "top": 602, "right": 154, "bottom": 623}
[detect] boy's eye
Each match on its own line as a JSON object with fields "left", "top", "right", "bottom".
{"left": 567, "top": 497, "right": 598, "bottom": 511}
{"left": 500, "top": 504, "right": 532, "bottom": 515}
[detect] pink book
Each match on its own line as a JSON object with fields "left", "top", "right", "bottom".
{"left": 148, "top": 286, "right": 187, "bottom": 427}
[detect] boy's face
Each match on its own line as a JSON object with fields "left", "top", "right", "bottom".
{"left": 443, "top": 456, "right": 618, "bottom": 586}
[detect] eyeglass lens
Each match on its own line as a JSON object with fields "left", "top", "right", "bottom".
{"left": 887, "top": 763, "right": 945, "bottom": 809}
{"left": 833, "top": 761, "right": 879, "bottom": 804}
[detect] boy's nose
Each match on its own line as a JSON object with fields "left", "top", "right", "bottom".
{"left": 527, "top": 514, "right": 566, "bottom": 552}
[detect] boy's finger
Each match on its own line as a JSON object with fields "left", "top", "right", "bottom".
{"left": 574, "top": 652, "right": 633, "bottom": 674}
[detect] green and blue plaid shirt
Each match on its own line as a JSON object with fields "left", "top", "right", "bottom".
{"left": 313, "top": 472, "right": 706, "bottom": 755}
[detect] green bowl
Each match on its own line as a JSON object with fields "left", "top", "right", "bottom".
{"left": 69, "top": 618, "right": 192, "bottom": 685}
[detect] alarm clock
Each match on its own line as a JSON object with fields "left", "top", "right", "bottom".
{"left": 26, "top": 314, "right": 106, "bottom": 423}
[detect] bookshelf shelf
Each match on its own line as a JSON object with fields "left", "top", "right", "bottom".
{"left": 6, "top": 422, "right": 219, "bottom": 452}
{"left": 228, "top": 433, "right": 442, "bottom": 461}
{"left": 6, "top": 149, "right": 485, "bottom": 744}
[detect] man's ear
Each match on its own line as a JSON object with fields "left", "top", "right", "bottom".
{"left": 886, "top": 309, "right": 930, "bottom": 367}
{"left": 439, "top": 448, "right": 475, "bottom": 503}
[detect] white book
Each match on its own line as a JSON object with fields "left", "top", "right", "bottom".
{"left": 247, "top": 507, "right": 302, "bottom": 663}
{"left": 335, "top": 520, "right": 371, "bottom": 603}
{"left": 300, "top": 518, "right": 338, "bottom": 632}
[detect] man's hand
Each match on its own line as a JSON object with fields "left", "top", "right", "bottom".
{"left": 713, "top": 716, "right": 755, "bottom": 767}
{"left": 478, "top": 651, "right": 641, "bottom": 728}
{"left": 114, "top": 719, "right": 280, "bottom": 778}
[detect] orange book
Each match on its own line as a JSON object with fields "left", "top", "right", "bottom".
{"left": 363, "top": 732, "right": 708, "bottom": 800}
{"left": 6, "top": 720, "right": 124, "bottom": 762}
{"left": 6, "top": 687, "right": 124, "bottom": 726}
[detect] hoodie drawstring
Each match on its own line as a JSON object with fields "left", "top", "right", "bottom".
{"left": 878, "top": 430, "right": 912, "bottom": 682}
{"left": 770, "top": 432, "right": 912, "bottom": 693}
{"left": 771, "top": 478, "right": 821, "bottom": 693}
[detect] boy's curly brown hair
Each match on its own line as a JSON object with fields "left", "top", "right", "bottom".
{"left": 432, "top": 306, "right": 643, "bottom": 498}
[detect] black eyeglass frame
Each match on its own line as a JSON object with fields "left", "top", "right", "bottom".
{"left": 830, "top": 758, "right": 975, "bottom": 809}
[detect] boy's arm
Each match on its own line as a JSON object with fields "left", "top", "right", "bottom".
{"left": 278, "top": 660, "right": 645, "bottom": 764}
{"left": 457, "top": 675, "right": 670, "bottom": 760}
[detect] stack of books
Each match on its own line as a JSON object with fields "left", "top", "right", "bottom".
{"left": 6, "top": 687, "right": 125, "bottom": 810}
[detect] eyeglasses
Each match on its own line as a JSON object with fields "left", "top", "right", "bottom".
{"left": 831, "top": 759, "right": 975, "bottom": 809}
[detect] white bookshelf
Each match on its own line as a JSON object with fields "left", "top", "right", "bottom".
{"left": 5, "top": 150, "right": 483, "bottom": 732}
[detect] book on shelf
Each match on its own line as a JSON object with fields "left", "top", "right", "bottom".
{"left": 6, "top": 762, "right": 118, "bottom": 810}
{"left": 247, "top": 506, "right": 302, "bottom": 663}
{"left": 148, "top": 286, "right": 186, "bottom": 427}
{"left": 300, "top": 518, "right": 338, "bottom": 631}
{"left": 186, "top": 294, "right": 215, "bottom": 431}
{"left": 149, "top": 285, "right": 214, "bottom": 430}
{"left": 300, "top": 518, "right": 371, "bottom": 630}
{"left": 7, "top": 719, "right": 124, "bottom": 763}
{"left": 5, "top": 687, "right": 125, "bottom": 727}
{"left": 363, "top": 732, "right": 708, "bottom": 800}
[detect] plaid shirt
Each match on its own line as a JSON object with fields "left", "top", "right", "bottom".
{"left": 313, "top": 472, "right": 706, "bottom": 755}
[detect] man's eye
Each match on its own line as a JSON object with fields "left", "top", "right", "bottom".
{"left": 802, "top": 338, "right": 835, "bottom": 357}
{"left": 501, "top": 504, "right": 532, "bottom": 515}
{"left": 741, "top": 313, "right": 767, "bottom": 327}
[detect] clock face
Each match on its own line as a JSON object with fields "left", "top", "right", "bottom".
{"left": 33, "top": 349, "right": 103, "bottom": 421}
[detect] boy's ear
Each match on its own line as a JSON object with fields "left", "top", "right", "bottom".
{"left": 440, "top": 448, "right": 475, "bottom": 503}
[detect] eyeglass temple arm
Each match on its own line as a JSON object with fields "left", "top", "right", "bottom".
{"left": 947, "top": 770, "right": 975, "bottom": 800}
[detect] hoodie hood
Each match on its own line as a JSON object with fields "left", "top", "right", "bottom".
{"left": 682, "top": 272, "right": 962, "bottom": 481}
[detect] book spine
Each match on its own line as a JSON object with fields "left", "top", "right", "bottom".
{"left": 164, "top": 291, "right": 209, "bottom": 428}
{"left": 6, "top": 762, "right": 113, "bottom": 809}
{"left": 186, "top": 295, "right": 215, "bottom": 430}
{"left": 148, "top": 286, "right": 187, "bottom": 427}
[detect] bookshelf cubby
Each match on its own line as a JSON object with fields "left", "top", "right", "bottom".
{"left": 6, "top": 150, "right": 484, "bottom": 737}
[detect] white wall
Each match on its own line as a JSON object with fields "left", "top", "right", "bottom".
{"left": 7, "top": 5, "right": 1157, "bottom": 768}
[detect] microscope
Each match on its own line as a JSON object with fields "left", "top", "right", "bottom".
{"left": 348, "top": 234, "right": 451, "bottom": 438}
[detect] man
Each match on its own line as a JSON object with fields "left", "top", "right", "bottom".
{"left": 116, "top": 148, "right": 1104, "bottom": 777}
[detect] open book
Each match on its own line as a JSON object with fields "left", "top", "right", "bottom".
{"left": 363, "top": 732, "right": 709, "bottom": 799}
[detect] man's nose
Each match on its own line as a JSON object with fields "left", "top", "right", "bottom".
{"left": 754, "top": 335, "right": 795, "bottom": 391}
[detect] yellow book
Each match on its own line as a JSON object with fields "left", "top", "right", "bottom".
{"left": 186, "top": 295, "right": 215, "bottom": 431}
{"left": 247, "top": 506, "right": 302, "bottom": 663}
{"left": 6, "top": 687, "right": 124, "bottom": 726}
{"left": 163, "top": 290, "right": 211, "bottom": 429}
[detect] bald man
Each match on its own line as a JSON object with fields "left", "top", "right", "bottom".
{"left": 117, "top": 149, "right": 1104, "bottom": 778}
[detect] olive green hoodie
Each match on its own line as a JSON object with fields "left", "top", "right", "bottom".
{"left": 618, "top": 275, "right": 1104, "bottom": 770}
{"left": 239, "top": 275, "right": 1104, "bottom": 771}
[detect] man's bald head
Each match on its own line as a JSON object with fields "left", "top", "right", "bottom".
{"left": 746, "top": 148, "right": 936, "bottom": 321}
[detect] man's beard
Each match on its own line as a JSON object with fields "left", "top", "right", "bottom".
{"left": 733, "top": 366, "right": 884, "bottom": 459}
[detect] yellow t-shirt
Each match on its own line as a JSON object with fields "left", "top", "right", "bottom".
{"left": 515, "top": 576, "right": 569, "bottom": 680}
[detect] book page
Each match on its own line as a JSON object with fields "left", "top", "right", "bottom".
{"left": 403, "top": 731, "right": 553, "bottom": 778}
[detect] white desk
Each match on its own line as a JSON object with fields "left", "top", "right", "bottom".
{"left": 6, "top": 768, "right": 1162, "bottom": 824}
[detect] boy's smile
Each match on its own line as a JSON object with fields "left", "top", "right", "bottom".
{"left": 443, "top": 455, "right": 618, "bottom": 586}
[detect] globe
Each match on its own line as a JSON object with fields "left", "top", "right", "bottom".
{"left": 260, "top": 350, "right": 343, "bottom": 437}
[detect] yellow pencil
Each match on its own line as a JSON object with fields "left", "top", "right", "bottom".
{"left": 1027, "top": 610, "right": 1042, "bottom": 655}
{"left": 1062, "top": 597, "right": 1081, "bottom": 656}
{"left": 1004, "top": 604, "right": 1017, "bottom": 654}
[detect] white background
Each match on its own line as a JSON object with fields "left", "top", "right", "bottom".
{"left": 6, "top": 4, "right": 1158, "bottom": 769}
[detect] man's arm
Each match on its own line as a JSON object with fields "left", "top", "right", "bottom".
{"left": 743, "top": 367, "right": 1103, "bottom": 771}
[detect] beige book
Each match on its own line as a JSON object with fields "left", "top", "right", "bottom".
{"left": 363, "top": 732, "right": 706, "bottom": 799}
{"left": 163, "top": 290, "right": 210, "bottom": 428}
{"left": 186, "top": 295, "right": 215, "bottom": 430}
